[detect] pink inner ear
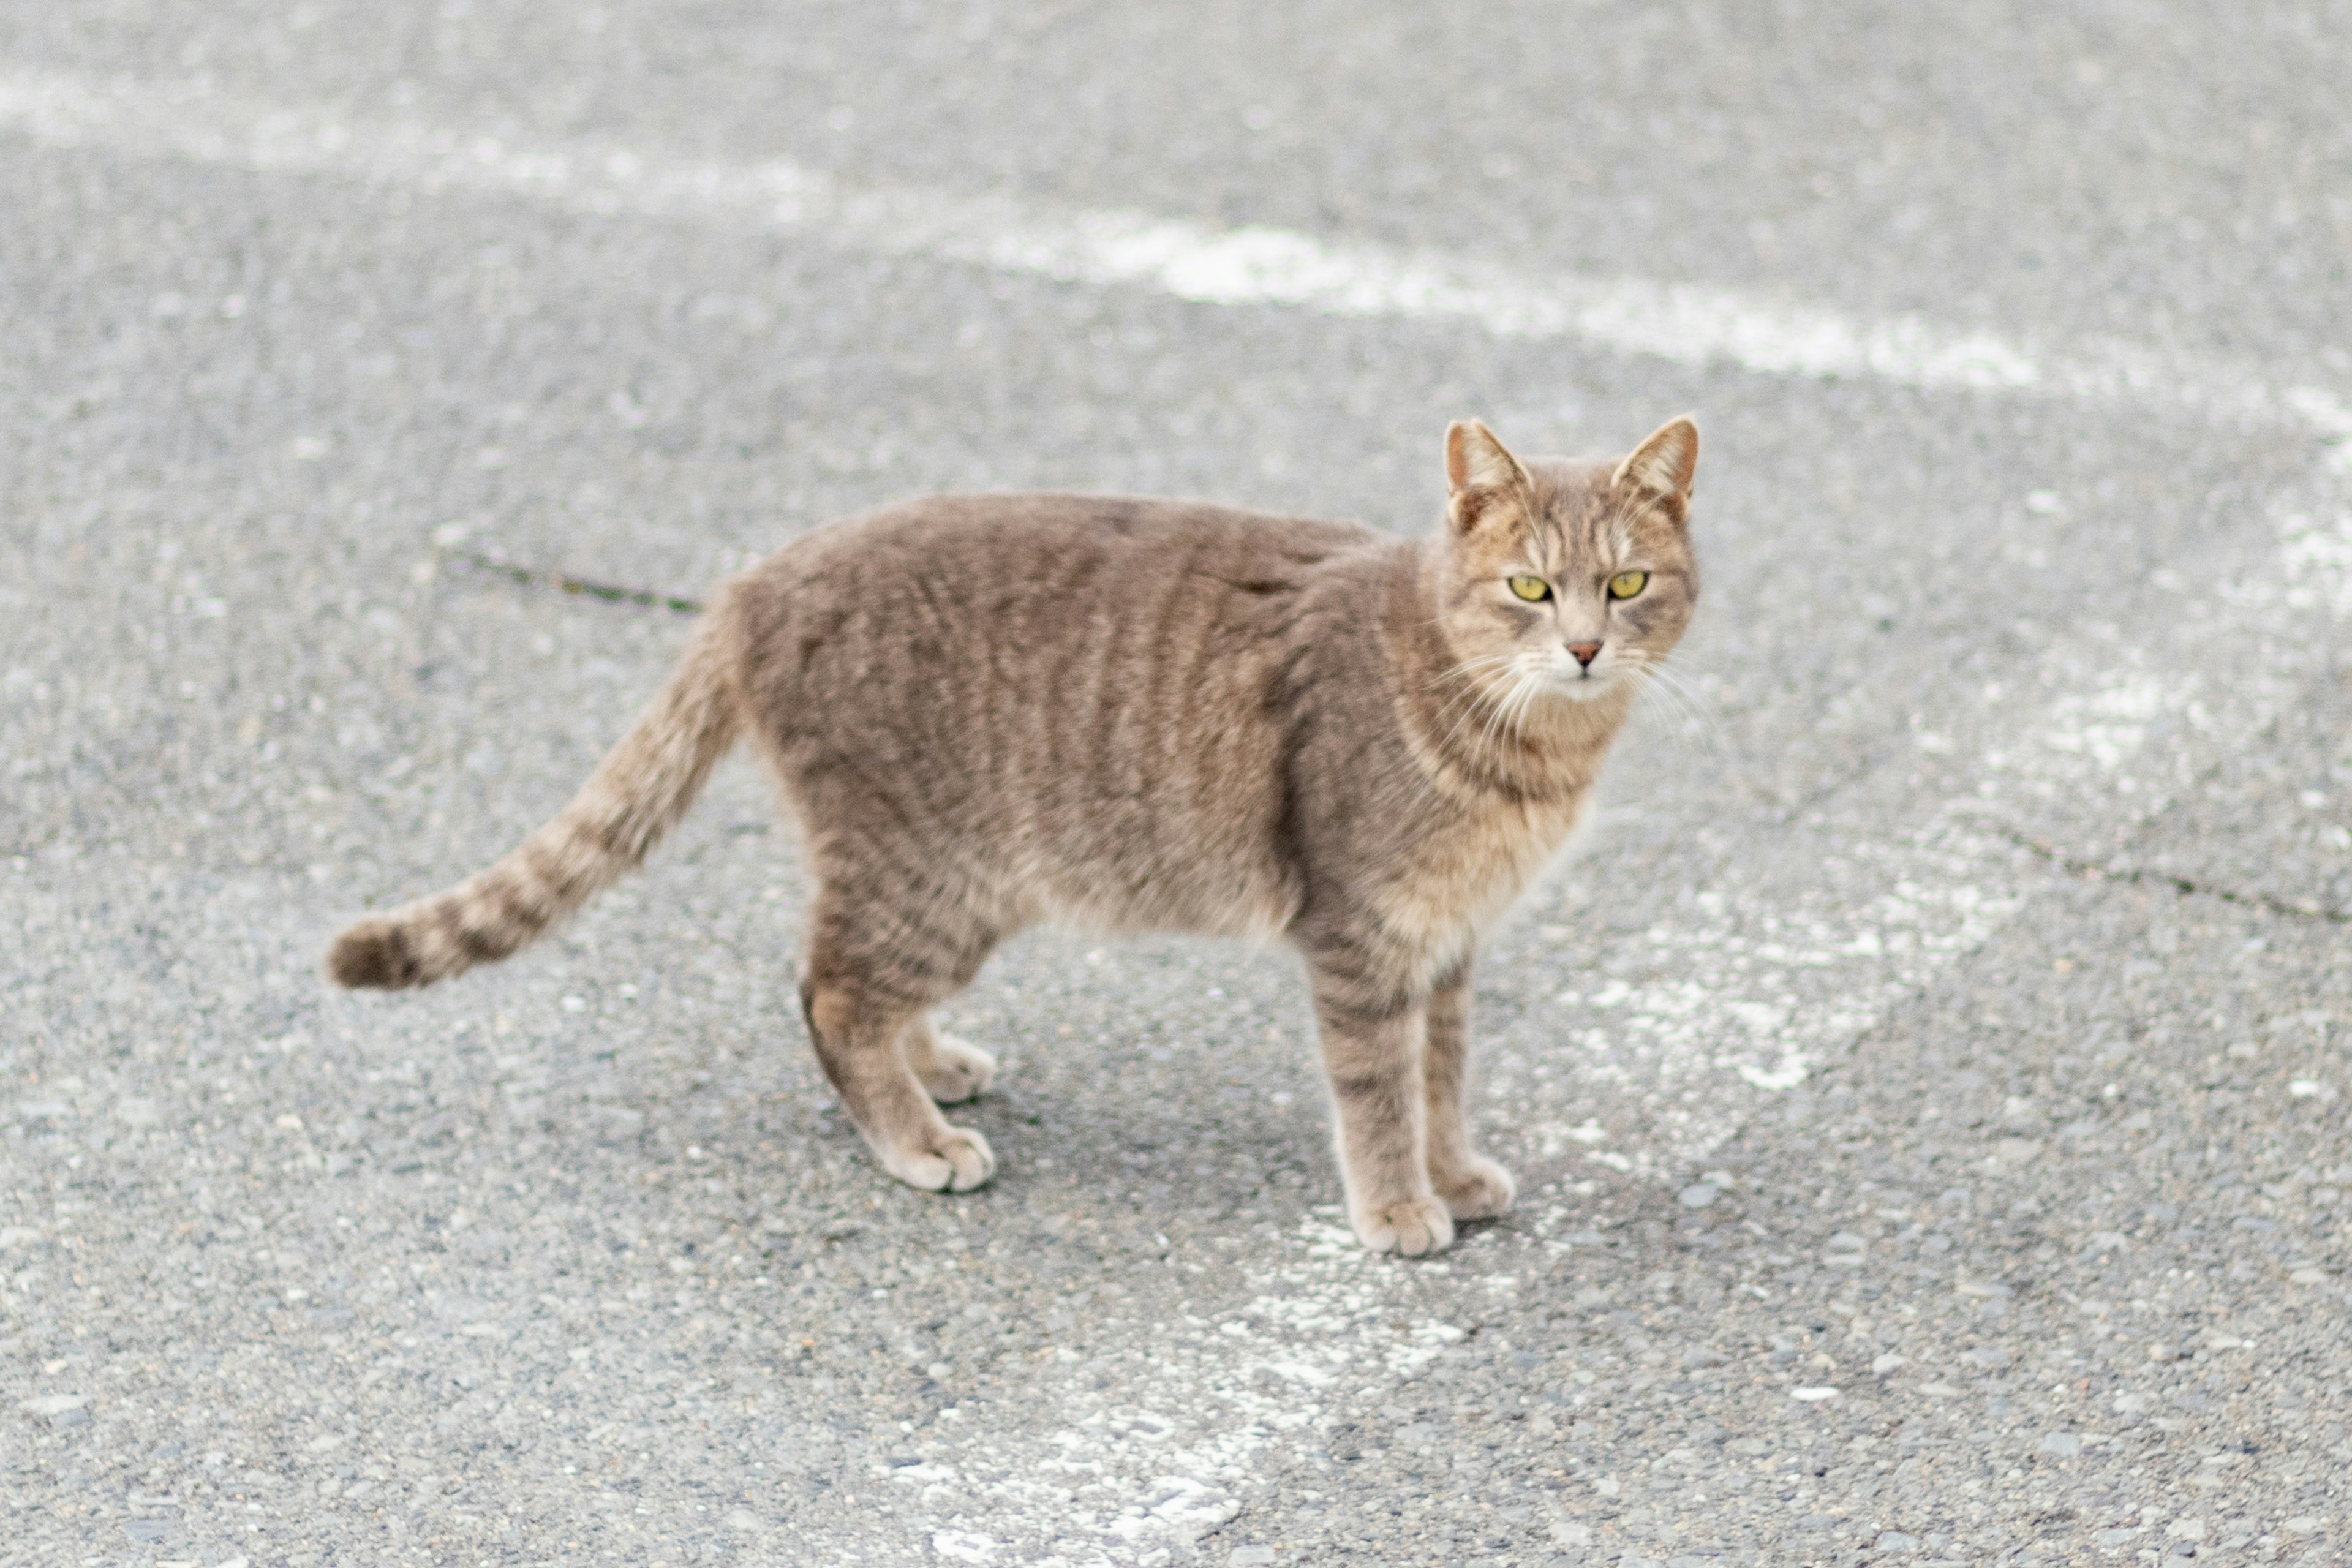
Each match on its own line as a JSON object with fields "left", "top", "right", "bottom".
{"left": 1446, "top": 431, "right": 1472, "bottom": 494}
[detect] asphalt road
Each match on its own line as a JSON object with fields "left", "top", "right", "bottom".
{"left": 5, "top": 4, "right": 2352, "bottom": 1566}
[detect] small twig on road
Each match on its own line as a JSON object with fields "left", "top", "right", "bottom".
{"left": 454, "top": 549, "right": 706, "bottom": 616}
{"left": 1998, "top": 826, "right": 2349, "bottom": 924}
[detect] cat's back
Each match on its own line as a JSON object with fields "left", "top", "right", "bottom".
{"left": 754, "top": 491, "right": 1375, "bottom": 608}
{"left": 730, "top": 492, "right": 1400, "bottom": 932}
{"left": 733, "top": 492, "right": 1385, "bottom": 683}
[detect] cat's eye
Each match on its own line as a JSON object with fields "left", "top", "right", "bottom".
{"left": 1507, "top": 575, "right": 1550, "bottom": 602}
{"left": 1607, "top": 570, "right": 1649, "bottom": 600}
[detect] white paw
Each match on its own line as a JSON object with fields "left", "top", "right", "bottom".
{"left": 1434, "top": 1154, "right": 1517, "bottom": 1221}
{"left": 1351, "top": 1194, "right": 1456, "bottom": 1257}
{"left": 880, "top": 1126, "right": 997, "bottom": 1193}
{"left": 918, "top": 1035, "right": 998, "bottom": 1105}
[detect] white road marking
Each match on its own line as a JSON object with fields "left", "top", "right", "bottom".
{"left": 1484, "top": 656, "right": 2188, "bottom": 1178}
{"left": 0, "top": 64, "right": 2347, "bottom": 439}
{"left": 2277, "top": 460, "right": 2352, "bottom": 619}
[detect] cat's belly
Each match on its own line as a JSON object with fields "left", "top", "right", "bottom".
{"left": 1029, "top": 859, "right": 1303, "bottom": 944}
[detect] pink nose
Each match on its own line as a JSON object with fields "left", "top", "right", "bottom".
{"left": 1567, "top": 641, "right": 1602, "bottom": 668}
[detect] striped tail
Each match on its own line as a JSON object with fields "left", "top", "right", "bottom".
{"left": 326, "top": 601, "right": 742, "bottom": 990}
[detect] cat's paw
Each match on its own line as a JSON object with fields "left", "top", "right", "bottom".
{"left": 1433, "top": 1155, "right": 1517, "bottom": 1221}
{"left": 1351, "top": 1195, "right": 1456, "bottom": 1257}
{"left": 916, "top": 1035, "right": 998, "bottom": 1105}
{"left": 879, "top": 1126, "right": 996, "bottom": 1193}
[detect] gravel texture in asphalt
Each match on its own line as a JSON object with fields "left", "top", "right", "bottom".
{"left": 5, "top": 4, "right": 2351, "bottom": 1565}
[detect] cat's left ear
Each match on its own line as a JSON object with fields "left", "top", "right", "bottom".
{"left": 1611, "top": 416, "right": 1699, "bottom": 522}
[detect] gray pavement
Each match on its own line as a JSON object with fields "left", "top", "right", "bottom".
{"left": 4, "top": 4, "right": 2351, "bottom": 1566}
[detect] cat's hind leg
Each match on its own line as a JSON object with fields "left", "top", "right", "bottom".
{"left": 1422, "top": 960, "right": 1515, "bottom": 1222}
{"left": 901, "top": 1011, "right": 998, "bottom": 1105}
{"left": 799, "top": 883, "right": 997, "bottom": 1193}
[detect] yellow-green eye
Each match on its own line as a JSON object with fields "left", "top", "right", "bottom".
{"left": 1507, "top": 574, "right": 1550, "bottom": 602}
{"left": 1607, "top": 570, "right": 1649, "bottom": 600}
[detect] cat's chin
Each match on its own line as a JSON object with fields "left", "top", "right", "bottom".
{"left": 1546, "top": 676, "right": 1621, "bottom": 703}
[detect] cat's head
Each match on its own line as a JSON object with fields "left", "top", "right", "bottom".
{"left": 1436, "top": 416, "right": 1700, "bottom": 706}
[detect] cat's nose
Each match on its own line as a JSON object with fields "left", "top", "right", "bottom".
{"left": 1566, "top": 641, "right": 1602, "bottom": 668}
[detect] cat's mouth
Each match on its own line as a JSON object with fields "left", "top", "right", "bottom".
{"left": 1542, "top": 658, "right": 1619, "bottom": 700}
{"left": 1549, "top": 674, "right": 1618, "bottom": 701}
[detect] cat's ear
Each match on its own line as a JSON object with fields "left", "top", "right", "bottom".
{"left": 1611, "top": 416, "right": 1699, "bottom": 520}
{"left": 1444, "top": 420, "right": 1532, "bottom": 533}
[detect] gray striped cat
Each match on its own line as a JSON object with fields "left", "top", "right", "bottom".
{"left": 328, "top": 417, "right": 1700, "bottom": 1256}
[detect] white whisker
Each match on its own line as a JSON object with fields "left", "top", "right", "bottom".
{"left": 1619, "top": 650, "right": 1728, "bottom": 755}
{"left": 1434, "top": 666, "right": 1511, "bottom": 757}
{"left": 1475, "top": 665, "right": 1529, "bottom": 758}
{"left": 1504, "top": 666, "right": 1547, "bottom": 737}
{"left": 1432, "top": 663, "right": 1511, "bottom": 752}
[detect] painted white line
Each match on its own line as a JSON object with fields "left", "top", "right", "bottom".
{"left": 2280, "top": 510, "right": 2352, "bottom": 618}
{"left": 1491, "top": 663, "right": 2186, "bottom": 1178}
{"left": 2275, "top": 443, "right": 2352, "bottom": 618}
{"left": 1, "top": 64, "right": 2348, "bottom": 438}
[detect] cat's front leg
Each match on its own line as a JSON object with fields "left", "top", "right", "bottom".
{"left": 1306, "top": 953, "right": 1454, "bottom": 1257}
{"left": 1423, "top": 958, "right": 1516, "bottom": 1222}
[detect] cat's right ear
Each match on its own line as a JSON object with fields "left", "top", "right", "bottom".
{"left": 1444, "top": 420, "right": 1532, "bottom": 533}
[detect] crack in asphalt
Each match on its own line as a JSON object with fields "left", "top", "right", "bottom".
{"left": 454, "top": 549, "right": 706, "bottom": 616}
{"left": 2000, "top": 826, "right": 2351, "bottom": 924}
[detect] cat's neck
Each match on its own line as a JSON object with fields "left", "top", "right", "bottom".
{"left": 1385, "top": 540, "right": 1637, "bottom": 804}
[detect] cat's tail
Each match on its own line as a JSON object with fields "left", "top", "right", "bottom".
{"left": 325, "top": 595, "right": 744, "bottom": 990}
